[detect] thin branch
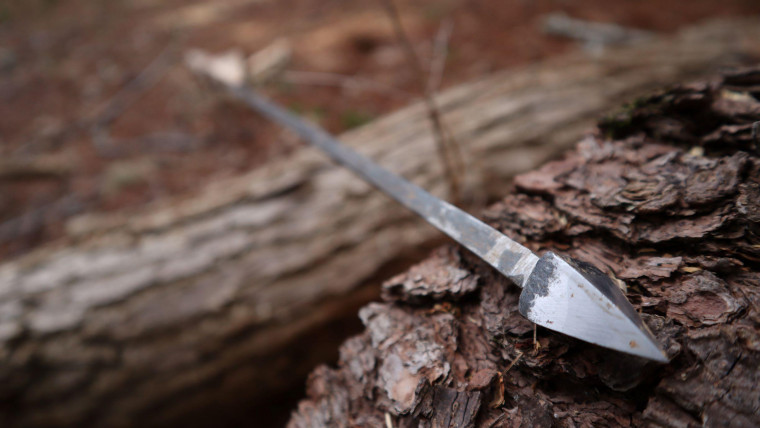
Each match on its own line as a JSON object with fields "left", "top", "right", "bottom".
{"left": 377, "top": 0, "right": 464, "bottom": 204}
{"left": 427, "top": 19, "right": 453, "bottom": 95}
{"left": 504, "top": 350, "right": 523, "bottom": 374}
{"left": 89, "top": 37, "right": 178, "bottom": 156}
{"left": 385, "top": 412, "right": 395, "bottom": 428}
{"left": 91, "top": 41, "right": 177, "bottom": 129}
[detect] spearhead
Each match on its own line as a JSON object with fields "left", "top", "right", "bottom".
{"left": 520, "top": 252, "right": 668, "bottom": 362}
{"left": 221, "top": 83, "right": 669, "bottom": 363}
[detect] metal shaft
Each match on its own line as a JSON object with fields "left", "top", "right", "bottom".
{"left": 229, "top": 86, "right": 539, "bottom": 286}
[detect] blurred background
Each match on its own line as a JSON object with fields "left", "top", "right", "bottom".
{"left": 1, "top": 0, "right": 759, "bottom": 427}
{"left": 3, "top": 0, "right": 760, "bottom": 258}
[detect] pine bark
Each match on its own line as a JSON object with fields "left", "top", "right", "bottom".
{"left": 290, "top": 66, "right": 760, "bottom": 428}
{"left": 0, "top": 19, "right": 759, "bottom": 428}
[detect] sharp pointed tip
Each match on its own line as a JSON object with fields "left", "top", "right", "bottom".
{"left": 643, "top": 349, "right": 670, "bottom": 364}
{"left": 654, "top": 352, "right": 670, "bottom": 364}
{"left": 626, "top": 329, "right": 671, "bottom": 363}
{"left": 519, "top": 252, "right": 671, "bottom": 363}
{"left": 643, "top": 338, "right": 671, "bottom": 364}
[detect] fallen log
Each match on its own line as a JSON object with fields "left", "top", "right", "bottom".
{"left": 289, "top": 66, "right": 760, "bottom": 427}
{"left": 0, "top": 18, "right": 759, "bottom": 427}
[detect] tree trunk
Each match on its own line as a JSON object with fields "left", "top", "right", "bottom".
{"left": 1, "top": 18, "right": 759, "bottom": 428}
{"left": 289, "top": 66, "right": 760, "bottom": 427}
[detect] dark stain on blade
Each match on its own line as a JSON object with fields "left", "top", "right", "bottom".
{"left": 518, "top": 252, "right": 558, "bottom": 318}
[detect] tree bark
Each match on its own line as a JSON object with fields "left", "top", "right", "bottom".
{"left": 1, "top": 18, "right": 759, "bottom": 428}
{"left": 289, "top": 66, "right": 760, "bottom": 427}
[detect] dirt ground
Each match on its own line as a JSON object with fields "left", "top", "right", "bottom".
{"left": 1, "top": 0, "right": 759, "bottom": 259}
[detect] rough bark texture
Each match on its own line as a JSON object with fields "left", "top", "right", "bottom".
{"left": 1, "top": 19, "right": 759, "bottom": 428}
{"left": 289, "top": 67, "right": 760, "bottom": 427}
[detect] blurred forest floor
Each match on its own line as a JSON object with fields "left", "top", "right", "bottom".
{"left": 1, "top": 0, "right": 760, "bottom": 259}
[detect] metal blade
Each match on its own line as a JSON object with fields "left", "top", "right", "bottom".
{"left": 224, "top": 84, "right": 668, "bottom": 363}
{"left": 520, "top": 252, "right": 668, "bottom": 362}
{"left": 228, "top": 85, "right": 539, "bottom": 287}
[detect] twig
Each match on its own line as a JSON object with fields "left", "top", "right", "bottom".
{"left": 89, "top": 38, "right": 178, "bottom": 156}
{"left": 427, "top": 19, "right": 453, "bottom": 95}
{"left": 377, "top": 0, "right": 464, "bottom": 204}
{"left": 426, "top": 21, "right": 465, "bottom": 195}
{"left": 504, "top": 350, "right": 523, "bottom": 374}
{"left": 489, "top": 372, "right": 506, "bottom": 408}
{"left": 385, "top": 412, "right": 394, "bottom": 428}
